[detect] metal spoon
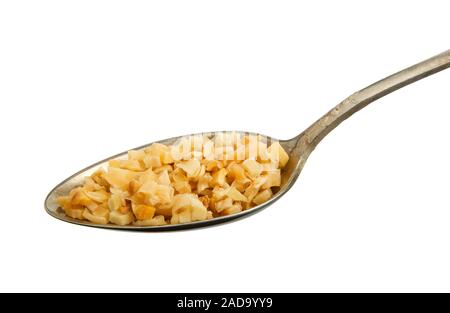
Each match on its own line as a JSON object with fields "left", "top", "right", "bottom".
{"left": 45, "top": 50, "right": 450, "bottom": 231}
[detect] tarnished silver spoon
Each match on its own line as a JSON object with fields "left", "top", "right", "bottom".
{"left": 45, "top": 50, "right": 450, "bottom": 231}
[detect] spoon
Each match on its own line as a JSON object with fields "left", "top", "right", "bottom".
{"left": 45, "top": 50, "right": 450, "bottom": 231}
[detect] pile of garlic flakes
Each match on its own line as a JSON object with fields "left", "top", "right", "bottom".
{"left": 58, "top": 133, "right": 289, "bottom": 226}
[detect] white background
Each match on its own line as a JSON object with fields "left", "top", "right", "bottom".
{"left": 1, "top": 0, "right": 449, "bottom": 292}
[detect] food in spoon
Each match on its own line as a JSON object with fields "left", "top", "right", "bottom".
{"left": 57, "top": 133, "right": 289, "bottom": 226}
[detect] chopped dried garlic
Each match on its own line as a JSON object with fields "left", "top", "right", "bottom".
{"left": 252, "top": 189, "right": 273, "bottom": 205}
{"left": 226, "top": 186, "right": 248, "bottom": 202}
{"left": 268, "top": 142, "right": 289, "bottom": 169}
{"left": 242, "top": 159, "right": 262, "bottom": 178}
{"left": 110, "top": 211, "right": 134, "bottom": 226}
{"left": 82, "top": 208, "right": 109, "bottom": 225}
{"left": 58, "top": 133, "right": 289, "bottom": 226}
{"left": 177, "top": 159, "right": 201, "bottom": 178}
{"left": 211, "top": 168, "right": 227, "bottom": 187}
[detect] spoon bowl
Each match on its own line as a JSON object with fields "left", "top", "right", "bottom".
{"left": 45, "top": 49, "right": 450, "bottom": 231}
{"left": 45, "top": 131, "right": 301, "bottom": 231}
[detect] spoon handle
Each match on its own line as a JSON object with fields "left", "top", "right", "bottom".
{"left": 300, "top": 49, "right": 450, "bottom": 149}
